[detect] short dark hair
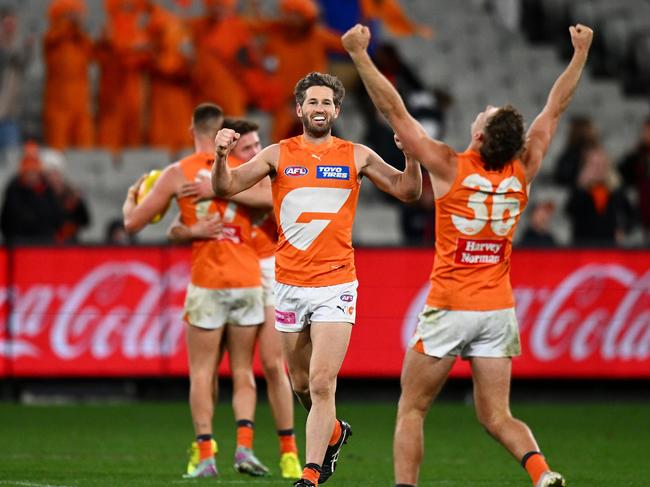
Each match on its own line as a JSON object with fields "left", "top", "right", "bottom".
{"left": 222, "top": 117, "right": 259, "bottom": 135}
{"left": 294, "top": 72, "right": 345, "bottom": 107}
{"left": 192, "top": 103, "right": 224, "bottom": 134}
{"left": 480, "top": 105, "right": 525, "bottom": 171}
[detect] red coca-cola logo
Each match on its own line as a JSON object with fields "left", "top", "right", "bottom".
{"left": 0, "top": 261, "right": 190, "bottom": 361}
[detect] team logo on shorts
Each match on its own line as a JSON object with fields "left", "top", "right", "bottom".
{"left": 317, "top": 165, "right": 350, "bottom": 180}
{"left": 340, "top": 294, "right": 354, "bottom": 302}
{"left": 284, "top": 166, "right": 308, "bottom": 177}
{"left": 275, "top": 310, "right": 297, "bottom": 325}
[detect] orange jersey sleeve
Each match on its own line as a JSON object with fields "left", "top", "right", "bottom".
{"left": 427, "top": 150, "right": 529, "bottom": 311}
{"left": 177, "top": 153, "right": 260, "bottom": 289}
{"left": 272, "top": 136, "right": 360, "bottom": 287}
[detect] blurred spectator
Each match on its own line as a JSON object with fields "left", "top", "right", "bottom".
{"left": 0, "top": 142, "right": 63, "bottom": 244}
{"left": 251, "top": 0, "right": 345, "bottom": 141}
{"left": 105, "top": 218, "right": 136, "bottom": 244}
{"left": 145, "top": 2, "right": 193, "bottom": 153}
{"left": 317, "top": 0, "right": 432, "bottom": 90}
{"left": 519, "top": 200, "right": 557, "bottom": 247}
{"left": 0, "top": 6, "right": 33, "bottom": 155}
{"left": 618, "top": 117, "right": 650, "bottom": 243}
{"left": 190, "top": 0, "right": 249, "bottom": 116}
{"left": 95, "top": 0, "right": 150, "bottom": 152}
{"left": 41, "top": 148, "right": 91, "bottom": 243}
{"left": 189, "top": 0, "right": 282, "bottom": 117}
{"left": 43, "top": 0, "right": 94, "bottom": 150}
{"left": 566, "top": 144, "right": 634, "bottom": 247}
{"left": 552, "top": 115, "right": 599, "bottom": 188}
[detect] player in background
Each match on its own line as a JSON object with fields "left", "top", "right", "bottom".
{"left": 166, "top": 117, "right": 302, "bottom": 480}
{"left": 211, "top": 71, "right": 423, "bottom": 487}
{"left": 122, "top": 103, "right": 272, "bottom": 479}
{"left": 342, "top": 23, "right": 593, "bottom": 487}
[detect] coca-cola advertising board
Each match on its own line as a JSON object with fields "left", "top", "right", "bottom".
{"left": 0, "top": 246, "right": 648, "bottom": 378}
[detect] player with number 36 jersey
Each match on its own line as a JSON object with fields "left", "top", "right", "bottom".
{"left": 344, "top": 21, "right": 593, "bottom": 487}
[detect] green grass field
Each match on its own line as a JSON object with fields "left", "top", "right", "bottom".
{"left": 0, "top": 400, "right": 648, "bottom": 486}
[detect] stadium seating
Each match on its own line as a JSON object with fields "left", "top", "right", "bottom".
{"left": 5, "top": 0, "right": 649, "bottom": 246}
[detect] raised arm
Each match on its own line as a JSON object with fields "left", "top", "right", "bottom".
{"left": 356, "top": 137, "right": 422, "bottom": 203}
{"left": 123, "top": 165, "right": 180, "bottom": 233}
{"left": 522, "top": 24, "right": 593, "bottom": 183}
{"left": 342, "top": 24, "right": 454, "bottom": 182}
{"left": 211, "top": 128, "right": 277, "bottom": 197}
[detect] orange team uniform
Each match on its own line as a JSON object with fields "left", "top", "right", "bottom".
{"left": 147, "top": 5, "right": 193, "bottom": 153}
{"left": 252, "top": 213, "right": 278, "bottom": 259}
{"left": 177, "top": 152, "right": 260, "bottom": 289}
{"left": 43, "top": 0, "right": 94, "bottom": 150}
{"left": 272, "top": 136, "right": 360, "bottom": 287}
{"left": 96, "top": 0, "right": 150, "bottom": 152}
{"left": 427, "top": 150, "right": 529, "bottom": 311}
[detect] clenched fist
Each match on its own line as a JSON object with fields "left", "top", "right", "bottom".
{"left": 569, "top": 24, "right": 593, "bottom": 53}
{"left": 342, "top": 24, "right": 371, "bottom": 55}
{"left": 215, "top": 128, "right": 240, "bottom": 158}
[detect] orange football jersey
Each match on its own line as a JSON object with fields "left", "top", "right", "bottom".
{"left": 272, "top": 136, "right": 360, "bottom": 286}
{"left": 427, "top": 150, "right": 528, "bottom": 310}
{"left": 177, "top": 152, "right": 260, "bottom": 289}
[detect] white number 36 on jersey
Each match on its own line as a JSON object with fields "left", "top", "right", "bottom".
{"left": 451, "top": 173, "right": 524, "bottom": 236}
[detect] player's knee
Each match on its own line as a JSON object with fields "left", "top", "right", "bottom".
{"left": 288, "top": 370, "right": 309, "bottom": 396}
{"left": 260, "top": 356, "right": 284, "bottom": 380}
{"left": 231, "top": 368, "right": 256, "bottom": 390}
{"left": 308, "top": 372, "right": 335, "bottom": 400}
{"left": 476, "top": 410, "right": 510, "bottom": 436}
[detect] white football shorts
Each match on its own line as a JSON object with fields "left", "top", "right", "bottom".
{"left": 259, "top": 256, "right": 276, "bottom": 307}
{"left": 409, "top": 306, "right": 521, "bottom": 358}
{"left": 274, "top": 280, "right": 358, "bottom": 332}
{"left": 184, "top": 283, "right": 264, "bottom": 329}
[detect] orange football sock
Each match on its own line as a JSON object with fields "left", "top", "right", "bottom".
{"left": 301, "top": 463, "right": 321, "bottom": 485}
{"left": 328, "top": 420, "right": 342, "bottom": 446}
{"left": 522, "top": 451, "right": 550, "bottom": 485}
{"left": 236, "top": 420, "right": 254, "bottom": 449}
{"left": 198, "top": 438, "right": 213, "bottom": 461}
{"left": 278, "top": 429, "right": 298, "bottom": 454}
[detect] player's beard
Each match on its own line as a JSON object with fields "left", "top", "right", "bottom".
{"left": 301, "top": 113, "right": 333, "bottom": 138}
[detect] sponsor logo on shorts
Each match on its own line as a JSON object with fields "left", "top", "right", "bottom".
{"left": 340, "top": 294, "right": 354, "bottom": 302}
{"left": 284, "top": 166, "right": 308, "bottom": 177}
{"left": 317, "top": 165, "right": 350, "bottom": 180}
{"left": 454, "top": 237, "right": 507, "bottom": 265}
{"left": 275, "top": 310, "right": 297, "bottom": 325}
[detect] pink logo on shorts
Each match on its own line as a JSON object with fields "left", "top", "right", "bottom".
{"left": 340, "top": 294, "right": 354, "bottom": 302}
{"left": 275, "top": 310, "right": 297, "bottom": 325}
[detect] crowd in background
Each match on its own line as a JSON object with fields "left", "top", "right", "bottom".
{"left": 0, "top": 0, "right": 648, "bottom": 247}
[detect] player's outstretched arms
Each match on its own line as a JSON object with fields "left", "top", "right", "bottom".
{"left": 212, "top": 129, "right": 277, "bottom": 198}
{"left": 522, "top": 24, "right": 593, "bottom": 183}
{"left": 355, "top": 138, "right": 422, "bottom": 203}
{"left": 342, "top": 24, "right": 455, "bottom": 183}
{"left": 123, "top": 165, "right": 179, "bottom": 234}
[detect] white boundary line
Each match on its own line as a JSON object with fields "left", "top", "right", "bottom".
{"left": 0, "top": 481, "right": 75, "bottom": 487}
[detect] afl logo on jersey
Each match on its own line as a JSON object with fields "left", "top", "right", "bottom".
{"left": 285, "top": 166, "right": 309, "bottom": 177}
